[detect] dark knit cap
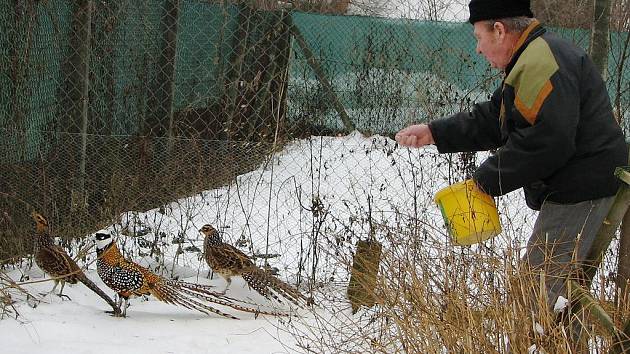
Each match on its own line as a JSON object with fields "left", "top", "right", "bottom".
{"left": 468, "top": 0, "right": 534, "bottom": 24}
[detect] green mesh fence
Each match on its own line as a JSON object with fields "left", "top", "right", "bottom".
{"left": 289, "top": 14, "right": 629, "bottom": 133}
{"left": 0, "top": 0, "right": 74, "bottom": 162}
{"left": 288, "top": 14, "right": 497, "bottom": 133}
{"left": 0, "top": 0, "right": 629, "bottom": 281}
{"left": 2, "top": 1, "right": 627, "bottom": 146}
{"left": 174, "top": 2, "right": 238, "bottom": 111}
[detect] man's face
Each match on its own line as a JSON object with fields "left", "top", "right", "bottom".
{"left": 473, "top": 21, "right": 513, "bottom": 70}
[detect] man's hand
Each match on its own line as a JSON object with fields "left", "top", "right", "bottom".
{"left": 395, "top": 124, "right": 435, "bottom": 148}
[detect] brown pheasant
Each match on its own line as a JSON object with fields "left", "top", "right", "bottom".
{"left": 200, "top": 224, "right": 308, "bottom": 307}
{"left": 95, "top": 231, "right": 283, "bottom": 318}
{"left": 31, "top": 212, "right": 121, "bottom": 316}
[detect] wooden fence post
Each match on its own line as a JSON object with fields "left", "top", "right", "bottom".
{"left": 573, "top": 167, "right": 630, "bottom": 352}
{"left": 584, "top": 167, "right": 630, "bottom": 283}
{"left": 76, "top": 0, "right": 93, "bottom": 212}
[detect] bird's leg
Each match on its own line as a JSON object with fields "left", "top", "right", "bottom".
{"left": 105, "top": 294, "right": 124, "bottom": 317}
{"left": 26, "top": 293, "right": 40, "bottom": 308}
{"left": 220, "top": 277, "right": 231, "bottom": 295}
{"left": 56, "top": 281, "right": 71, "bottom": 301}
{"left": 50, "top": 280, "right": 59, "bottom": 295}
{"left": 116, "top": 294, "right": 123, "bottom": 309}
{"left": 122, "top": 298, "right": 129, "bottom": 317}
{"left": 40, "top": 280, "right": 59, "bottom": 297}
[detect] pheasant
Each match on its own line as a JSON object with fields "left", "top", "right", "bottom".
{"left": 94, "top": 231, "right": 282, "bottom": 318}
{"left": 30, "top": 212, "right": 122, "bottom": 316}
{"left": 199, "top": 224, "right": 308, "bottom": 307}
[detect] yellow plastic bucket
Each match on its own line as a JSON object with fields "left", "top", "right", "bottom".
{"left": 434, "top": 179, "right": 501, "bottom": 245}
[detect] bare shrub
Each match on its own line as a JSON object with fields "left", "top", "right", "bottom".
{"left": 283, "top": 222, "right": 627, "bottom": 353}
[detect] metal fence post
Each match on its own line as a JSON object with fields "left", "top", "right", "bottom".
{"left": 76, "top": 0, "right": 93, "bottom": 212}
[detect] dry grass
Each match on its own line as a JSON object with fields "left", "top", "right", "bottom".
{"left": 0, "top": 268, "right": 36, "bottom": 320}
{"left": 284, "top": 226, "right": 630, "bottom": 354}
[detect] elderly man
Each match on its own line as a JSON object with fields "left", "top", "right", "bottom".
{"left": 396, "top": 0, "right": 627, "bottom": 347}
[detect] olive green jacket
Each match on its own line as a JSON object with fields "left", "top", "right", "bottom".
{"left": 428, "top": 20, "right": 627, "bottom": 210}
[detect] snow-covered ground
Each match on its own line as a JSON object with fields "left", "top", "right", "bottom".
{"left": 1, "top": 132, "right": 536, "bottom": 353}
{"left": 0, "top": 268, "right": 298, "bottom": 354}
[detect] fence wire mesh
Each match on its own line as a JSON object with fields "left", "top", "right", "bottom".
{"left": 1, "top": 0, "right": 629, "bottom": 295}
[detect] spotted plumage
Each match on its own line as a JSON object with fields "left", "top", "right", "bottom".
{"left": 95, "top": 232, "right": 284, "bottom": 318}
{"left": 31, "top": 212, "right": 121, "bottom": 316}
{"left": 200, "top": 224, "right": 308, "bottom": 307}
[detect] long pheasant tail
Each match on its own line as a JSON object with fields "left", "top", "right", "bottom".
{"left": 244, "top": 268, "right": 308, "bottom": 308}
{"left": 78, "top": 275, "right": 121, "bottom": 315}
{"left": 173, "top": 282, "right": 289, "bottom": 317}
{"left": 269, "top": 275, "right": 308, "bottom": 305}
{"left": 152, "top": 280, "right": 240, "bottom": 319}
{"left": 161, "top": 280, "right": 289, "bottom": 317}
{"left": 158, "top": 283, "right": 240, "bottom": 319}
{"left": 169, "top": 281, "right": 257, "bottom": 306}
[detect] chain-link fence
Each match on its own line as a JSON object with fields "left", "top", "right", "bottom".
{"left": 1, "top": 0, "right": 629, "bottom": 287}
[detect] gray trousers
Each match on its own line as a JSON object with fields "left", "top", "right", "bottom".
{"left": 524, "top": 196, "right": 615, "bottom": 309}
{"left": 517, "top": 196, "right": 615, "bottom": 351}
